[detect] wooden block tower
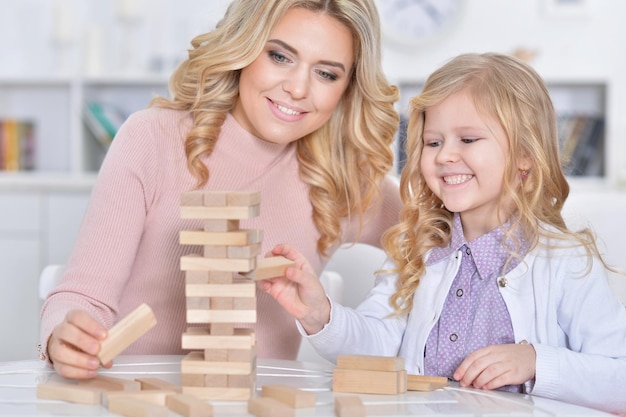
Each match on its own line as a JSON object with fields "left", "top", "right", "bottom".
{"left": 179, "top": 190, "right": 262, "bottom": 401}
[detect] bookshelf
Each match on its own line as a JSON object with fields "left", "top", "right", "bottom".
{"left": 394, "top": 81, "right": 608, "bottom": 182}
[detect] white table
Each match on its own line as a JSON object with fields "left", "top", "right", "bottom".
{"left": 0, "top": 355, "right": 612, "bottom": 416}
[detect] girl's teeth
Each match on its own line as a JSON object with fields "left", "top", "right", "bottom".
{"left": 444, "top": 175, "right": 472, "bottom": 185}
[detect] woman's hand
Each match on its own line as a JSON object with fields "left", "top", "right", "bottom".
{"left": 453, "top": 342, "right": 536, "bottom": 390}
{"left": 47, "top": 310, "right": 111, "bottom": 379}
{"left": 258, "top": 244, "right": 331, "bottom": 335}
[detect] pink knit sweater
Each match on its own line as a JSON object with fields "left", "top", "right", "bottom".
{"left": 40, "top": 107, "right": 401, "bottom": 359}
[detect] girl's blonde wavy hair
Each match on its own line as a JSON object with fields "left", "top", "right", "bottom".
{"left": 383, "top": 52, "right": 607, "bottom": 315}
{"left": 150, "top": 0, "right": 399, "bottom": 256}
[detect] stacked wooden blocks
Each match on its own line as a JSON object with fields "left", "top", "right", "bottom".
{"left": 179, "top": 190, "right": 262, "bottom": 401}
{"left": 332, "top": 355, "right": 407, "bottom": 395}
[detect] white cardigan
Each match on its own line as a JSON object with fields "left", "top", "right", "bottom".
{"left": 305, "top": 239, "right": 626, "bottom": 413}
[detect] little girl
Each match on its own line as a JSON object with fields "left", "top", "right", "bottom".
{"left": 262, "top": 53, "right": 626, "bottom": 413}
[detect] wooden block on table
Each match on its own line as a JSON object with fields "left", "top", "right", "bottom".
{"left": 248, "top": 397, "right": 294, "bottom": 417}
{"left": 261, "top": 384, "right": 316, "bottom": 408}
{"left": 79, "top": 375, "right": 141, "bottom": 392}
{"left": 181, "top": 327, "right": 255, "bottom": 350}
{"left": 166, "top": 393, "right": 214, "bottom": 417}
{"left": 228, "top": 373, "right": 256, "bottom": 389}
{"left": 181, "top": 254, "right": 256, "bottom": 273}
{"left": 186, "top": 296, "right": 211, "bottom": 310}
{"left": 180, "top": 204, "right": 260, "bottom": 220}
{"left": 98, "top": 303, "right": 157, "bottom": 365}
{"left": 243, "top": 256, "right": 295, "bottom": 280}
{"left": 107, "top": 396, "right": 169, "bottom": 417}
{"left": 135, "top": 377, "right": 182, "bottom": 393}
{"left": 181, "top": 373, "right": 207, "bottom": 387}
{"left": 180, "top": 229, "right": 262, "bottom": 246}
{"left": 182, "top": 386, "right": 252, "bottom": 401}
{"left": 180, "top": 191, "right": 206, "bottom": 206}
{"left": 180, "top": 190, "right": 260, "bottom": 208}
{"left": 36, "top": 382, "right": 103, "bottom": 405}
{"left": 181, "top": 351, "right": 253, "bottom": 375}
{"left": 202, "top": 374, "right": 228, "bottom": 388}
{"left": 406, "top": 374, "right": 449, "bottom": 391}
{"left": 203, "top": 245, "right": 228, "bottom": 258}
{"left": 105, "top": 390, "right": 177, "bottom": 406}
{"left": 334, "top": 395, "right": 366, "bottom": 417}
{"left": 336, "top": 354, "right": 405, "bottom": 372}
{"left": 333, "top": 368, "right": 406, "bottom": 395}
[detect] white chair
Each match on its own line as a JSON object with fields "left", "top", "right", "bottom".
{"left": 38, "top": 264, "right": 65, "bottom": 301}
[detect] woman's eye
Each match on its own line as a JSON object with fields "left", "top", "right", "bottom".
{"left": 424, "top": 139, "right": 441, "bottom": 147}
{"left": 269, "top": 51, "right": 289, "bottom": 63}
{"left": 317, "top": 69, "right": 338, "bottom": 81}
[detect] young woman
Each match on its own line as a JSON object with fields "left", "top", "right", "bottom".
{"left": 264, "top": 53, "right": 626, "bottom": 413}
{"left": 40, "top": 0, "right": 401, "bottom": 379}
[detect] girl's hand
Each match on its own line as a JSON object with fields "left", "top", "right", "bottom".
{"left": 47, "top": 310, "right": 111, "bottom": 379}
{"left": 453, "top": 342, "right": 536, "bottom": 390}
{"left": 258, "top": 244, "right": 331, "bottom": 335}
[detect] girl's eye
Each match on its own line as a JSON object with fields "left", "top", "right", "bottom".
{"left": 269, "top": 51, "right": 290, "bottom": 64}
{"left": 317, "top": 69, "right": 338, "bottom": 81}
{"left": 424, "top": 139, "right": 441, "bottom": 148}
{"left": 461, "top": 138, "right": 479, "bottom": 144}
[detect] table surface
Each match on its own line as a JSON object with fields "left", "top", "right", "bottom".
{"left": 0, "top": 355, "right": 612, "bottom": 416}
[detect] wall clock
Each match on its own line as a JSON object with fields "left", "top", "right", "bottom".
{"left": 374, "top": 0, "right": 464, "bottom": 47}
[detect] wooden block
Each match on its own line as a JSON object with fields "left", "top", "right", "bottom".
{"left": 248, "top": 397, "right": 294, "bottom": 417}
{"left": 203, "top": 349, "right": 228, "bottom": 361}
{"left": 234, "top": 296, "right": 256, "bottom": 310}
{"left": 181, "top": 373, "right": 206, "bottom": 387}
{"left": 98, "top": 303, "right": 157, "bottom": 365}
{"left": 209, "top": 323, "right": 235, "bottom": 336}
{"left": 180, "top": 191, "right": 205, "bottom": 206}
{"left": 227, "top": 191, "right": 261, "bottom": 206}
{"left": 182, "top": 386, "right": 252, "bottom": 401}
{"left": 166, "top": 393, "right": 214, "bottom": 417}
{"left": 185, "top": 270, "right": 211, "bottom": 284}
{"left": 181, "top": 327, "right": 255, "bottom": 350}
{"left": 187, "top": 308, "right": 256, "bottom": 324}
{"left": 186, "top": 296, "right": 211, "bottom": 310}
{"left": 180, "top": 204, "right": 260, "bottom": 220}
{"left": 332, "top": 368, "right": 406, "bottom": 395}
{"left": 336, "top": 354, "right": 405, "bottom": 372}
{"left": 228, "top": 242, "right": 262, "bottom": 259}
{"left": 261, "top": 384, "right": 316, "bottom": 408}
{"left": 203, "top": 245, "right": 228, "bottom": 258}
{"left": 79, "top": 375, "right": 141, "bottom": 392}
{"left": 105, "top": 390, "right": 176, "bottom": 406}
{"left": 181, "top": 351, "right": 253, "bottom": 375}
{"left": 107, "top": 396, "right": 169, "bottom": 417}
{"left": 202, "top": 192, "right": 228, "bottom": 207}
{"left": 243, "top": 256, "right": 295, "bottom": 280}
{"left": 208, "top": 271, "right": 234, "bottom": 284}
{"left": 211, "top": 297, "right": 233, "bottom": 309}
{"left": 227, "top": 346, "right": 256, "bottom": 362}
{"left": 181, "top": 254, "right": 256, "bottom": 273}
{"left": 180, "top": 229, "right": 262, "bottom": 246}
{"left": 36, "top": 382, "right": 102, "bottom": 405}
{"left": 406, "top": 374, "right": 449, "bottom": 391}
{"left": 135, "top": 377, "right": 182, "bottom": 393}
{"left": 202, "top": 374, "right": 228, "bottom": 388}
{"left": 228, "top": 373, "right": 256, "bottom": 388}
{"left": 186, "top": 282, "right": 256, "bottom": 298}
{"left": 334, "top": 395, "right": 366, "bottom": 417}
{"left": 203, "top": 219, "right": 240, "bottom": 232}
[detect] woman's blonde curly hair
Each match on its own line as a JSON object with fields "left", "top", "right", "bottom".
{"left": 383, "top": 53, "right": 608, "bottom": 315}
{"left": 151, "top": 0, "right": 399, "bottom": 257}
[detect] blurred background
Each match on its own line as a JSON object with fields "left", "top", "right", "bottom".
{"left": 0, "top": 0, "right": 624, "bottom": 361}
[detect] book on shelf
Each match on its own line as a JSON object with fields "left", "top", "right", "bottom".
{"left": 82, "top": 101, "right": 127, "bottom": 147}
{"left": 558, "top": 115, "right": 605, "bottom": 177}
{"left": 0, "top": 118, "right": 35, "bottom": 172}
